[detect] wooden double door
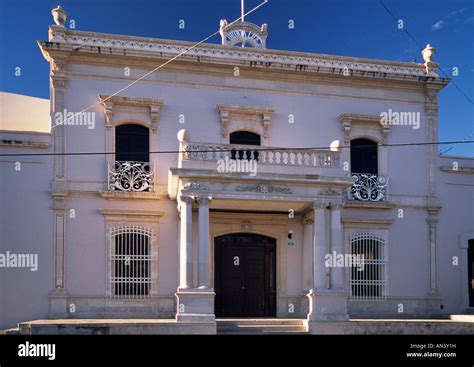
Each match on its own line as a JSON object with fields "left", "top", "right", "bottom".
{"left": 215, "top": 233, "right": 276, "bottom": 317}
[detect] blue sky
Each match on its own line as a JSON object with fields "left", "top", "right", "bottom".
{"left": 0, "top": 0, "right": 473, "bottom": 156}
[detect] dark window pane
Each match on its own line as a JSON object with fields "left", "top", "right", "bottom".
{"left": 230, "top": 131, "right": 261, "bottom": 146}
{"left": 116, "top": 124, "right": 149, "bottom": 162}
{"left": 350, "top": 138, "right": 378, "bottom": 174}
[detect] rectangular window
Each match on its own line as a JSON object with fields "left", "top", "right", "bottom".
{"left": 350, "top": 232, "right": 386, "bottom": 301}
{"left": 110, "top": 226, "right": 152, "bottom": 299}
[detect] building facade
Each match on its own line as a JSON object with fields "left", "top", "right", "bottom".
{"left": 1, "top": 6, "right": 473, "bottom": 333}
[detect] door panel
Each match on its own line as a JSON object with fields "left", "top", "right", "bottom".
{"left": 215, "top": 233, "right": 276, "bottom": 317}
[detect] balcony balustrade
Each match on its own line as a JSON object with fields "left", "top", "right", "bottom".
{"left": 182, "top": 142, "right": 340, "bottom": 168}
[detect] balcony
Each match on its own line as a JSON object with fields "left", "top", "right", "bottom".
{"left": 108, "top": 161, "right": 154, "bottom": 192}
{"left": 180, "top": 142, "right": 340, "bottom": 175}
{"left": 348, "top": 173, "right": 388, "bottom": 202}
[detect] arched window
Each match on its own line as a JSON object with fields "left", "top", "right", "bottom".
{"left": 350, "top": 138, "right": 378, "bottom": 174}
{"left": 350, "top": 232, "right": 386, "bottom": 300}
{"left": 110, "top": 226, "right": 153, "bottom": 299}
{"left": 230, "top": 131, "right": 261, "bottom": 146}
{"left": 115, "top": 124, "right": 149, "bottom": 163}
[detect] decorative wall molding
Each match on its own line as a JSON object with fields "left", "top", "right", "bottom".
{"left": 241, "top": 221, "right": 252, "bottom": 231}
{"left": 100, "top": 208, "right": 164, "bottom": 219}
{"left": 0, "top": 140, "right": 49, "bottom": 149}
{"left": 338, "top": 113, "right": 390, "bottom": 145}
{"left": 100, "top": 191, "right": 165, "bottom": 200}
{"left": 440, "top": 166, "right": 474, "bottom": 174}
{"left": 217, "top": 104, "right": 275, "bottom": 145}
{"left": 343, "top": 200, "right": 395, "bottom": 210}
{"left": 341, "top": 217, "right": 393, "bottom": 228}
{"left": 43, "top": 30, "right": 444, "bottom": 81}
{"left": 235, "top": 183, "right": 292, "bottom": 195}
{"left": 182, "top": 182, "right": 210, "bottom": 191}
{"left": 319, "top": 188, "right": 340, "bottom": 196}
{"left": 98, "top": 95, "right": 164, "bottom": 132}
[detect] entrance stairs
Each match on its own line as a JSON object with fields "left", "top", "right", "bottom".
{"left": 216, "top": 318, "right": 307, "bottom": 334}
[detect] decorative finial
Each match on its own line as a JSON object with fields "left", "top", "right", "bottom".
{"left": 51, "top": 5, "right": 67, "bottom": 27}
{"left": 177, "top": 129, "right": 190, "bottom": 143}
{"left": 421, "top": 44, "right": 436, "bottom": 73}
{"left": 422, "top": 44, "right": 435, "bottom": 63}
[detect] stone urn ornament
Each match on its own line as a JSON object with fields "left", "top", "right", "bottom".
{"left": 51, "top": 5, "right": 67, "bottom": 27}
{"left": 421, "top": 44, "right": 436, "bottom": 73}
{"left": 422, "top": 44, "right": 436, "bottom": 63}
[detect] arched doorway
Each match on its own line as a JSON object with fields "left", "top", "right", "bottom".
{"left": 214, "top": 233, "right": 276, "bottom": 317}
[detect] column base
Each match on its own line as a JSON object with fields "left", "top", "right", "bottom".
{"left": 306, "top": 288, "right": 349, "bottom": 322}
{"left": 49, "top": 288, "right": 68, "bottom": 318}
{"left": 175, "top": 288, "right": 216, "bottom": 322}
{"left": 427, "top": 291, "right": 442, "bottom": 315}
{"left": 306, "top": 320, "right": 353, "bottom": 334}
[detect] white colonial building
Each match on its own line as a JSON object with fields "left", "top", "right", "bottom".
{"left": 0, "top": 6, "right": 473, "bottom": 334}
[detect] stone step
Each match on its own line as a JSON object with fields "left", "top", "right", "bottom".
{"left": 216, "top": 318, "right": 308, "bottom": 334}
{"left": 450, "top": 314, "right": 474, "bottom": 321}
{"left": 216, "top": 318, "right": 305, "bottom": 326}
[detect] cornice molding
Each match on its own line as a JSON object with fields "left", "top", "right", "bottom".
{"left": 38, "top": 29, "right": 450, "bottom": 85}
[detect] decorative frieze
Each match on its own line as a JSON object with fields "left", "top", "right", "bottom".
{"left": 319, "top": 188, "right": 340, "bottom": 196}
{"left": 183, "top": 182, "right": 209, "bottom": 191}
{"left": 235, "top": 183, "right": 292, "bottom": 195}
{"left": 55, "top": 30, "right": 438, "bottom": 80}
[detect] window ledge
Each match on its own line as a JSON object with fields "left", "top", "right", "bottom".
{"left": 343, "top": 200, "right": 395, "bottom": 210}
{"left": 100, "top": 191, "right": 166, "bottom": 200}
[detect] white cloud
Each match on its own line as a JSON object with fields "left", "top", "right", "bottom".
{"left": 465, "top": 16, "right": 474, "bottom": 24}
{"left": 432, "top": 20, "right": 445, "bottom": 30}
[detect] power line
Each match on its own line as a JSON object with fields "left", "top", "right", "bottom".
{"left": 378, "top": 0, "right": 474, "bottom": 105}
{"left": 440, "top": 131, "right": 474, "bottom": 155}
{"left": 1, "top": 140, "right": 473, "bottom": 157}
{"left": 50, "top": 0, "right": 269, "bottom": 130}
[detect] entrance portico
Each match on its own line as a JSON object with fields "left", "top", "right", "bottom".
{"left": 169, "top": 164, "right": 353, "bottom": 332}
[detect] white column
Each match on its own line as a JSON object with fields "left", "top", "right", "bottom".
{"left": 330, "top": 203, "right": 344, "bottom": 290}
{"left": 302, "top": 217, "right": 314, "bottom": 292}
{"left": 313, "top": 202, "right": 327, "bottom": 291}
{"left": 179, "top": 195, "right": 194, "bottom": 289}
{"left": 197, "top": 196, "right": 212, "bottom": 289}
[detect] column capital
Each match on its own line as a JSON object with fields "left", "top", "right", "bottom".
{"left": 330, "top": 202, "right": 343, "bottom": 210}
{"left": 196, "top": 195, "right": 212, "bottom": 206}
{"left": 302, "top": 217, "right": 314, "bottom": 225}
{"left": 313, "top": 201, "right": 328, "bottom": 210}
{"left": 180, "top": 195, "right": 195, "bottom": 204}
